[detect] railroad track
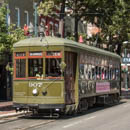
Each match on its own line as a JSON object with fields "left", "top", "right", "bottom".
{"left": 0, "top": 114, "right": 55, "bottom": 130}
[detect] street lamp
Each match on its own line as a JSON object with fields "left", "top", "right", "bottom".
{"left": 33, "top": 2, "right": 38, "bottom": 37}
{"left": 123, "top": 41, "right": 130, "bottom": 91}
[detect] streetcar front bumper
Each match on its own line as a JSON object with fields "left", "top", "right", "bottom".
{"left": 13, "top": 103, "right": 65, "bottom": 113}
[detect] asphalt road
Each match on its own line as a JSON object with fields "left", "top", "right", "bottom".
{"left": 0, "top": 99, "right": 130, "bottom": 130}
{"left": 30, "top": 99, "right": 130, "bottom": 130}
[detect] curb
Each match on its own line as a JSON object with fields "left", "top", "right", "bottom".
{"left": 120, "top": 96, "right": 130, "bottom": 99}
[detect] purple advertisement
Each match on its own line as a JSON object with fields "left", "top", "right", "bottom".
{"left": 96, "top": 82, "right": 110, "bottom": 93}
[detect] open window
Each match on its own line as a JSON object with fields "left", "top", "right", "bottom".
{"left": 46, "top": 58, "right": 61, "bottom": 77}
{"left": 45, "top": 51, "right": 62, "bottom": 78}
{"left": 28, "top": 58, "right": 43, "bottom": 77}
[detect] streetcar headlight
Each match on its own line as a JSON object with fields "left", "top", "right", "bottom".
{"left": 32, "top": 88, "right": 38, "bottom": 96}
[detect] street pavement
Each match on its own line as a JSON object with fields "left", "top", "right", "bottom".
{"left": 0, "top": 99, "right": 130, "bottom": 130}
{"left": 30, "top": 99, "right": 130, "bottom": 130}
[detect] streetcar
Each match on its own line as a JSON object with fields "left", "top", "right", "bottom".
{"left": 13, "top": 36, "right": 121, "bottom": 117}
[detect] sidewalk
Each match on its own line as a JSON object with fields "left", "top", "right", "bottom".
{"left": 121, "top": 88, "right": 130, "bottom": 99}
{"left": 0, "top": 101, "right": 23, "bottom": 119}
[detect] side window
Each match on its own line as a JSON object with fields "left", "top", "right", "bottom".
{"left": 45, "top": 51, "right": 62, "bottom": 77}
{"left": 28, "top": 59, "right": 43, "bottom": 77}
{"left": 16, "top": 59, "right": 26, "bottom": 78}
{"left": 116, "top": 68, "right": 120, "bottom": 80}
{"left": 88, "top": 64, "right": 92, "bottom": 80}
{"left": 109, "top": 68, "right": 113, "bottom": 80}
{"left": 15, "top": 52, "right": 26, "bottom": 78}
{"left": 92, "top": 65, "right": 96, "bottom": 80}
{"left": 101, "top": 67, "right": 105, "bottom": 80}
{"left": 80, "top": 64, "right": 84, "bottom": 79}
{"left": 112, "top": 68, "right": 116, "bottom": 80}
{"left": 46, "top": 58, "right": 61, "bottom": 77}
{"left": 99, "top": 67, "right": 101, "bottom": 79}
{"left": 96, "top": 66, "right": 99, "bottom": 79}
{"left": 84, "top": 64, "right": 88, "bottom": 80}
{"left": 105, "top": 67, "right": 108, "bottom": 80}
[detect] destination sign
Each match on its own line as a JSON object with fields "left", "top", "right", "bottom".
{"left": 29, "top": 52, "right": 42, "bottom": 56}
{"left": 16, "top": 52, "right": 26, "bottom": 57}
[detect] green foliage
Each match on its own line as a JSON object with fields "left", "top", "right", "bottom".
{"left": 38, "top": 0, "right": 130, "bottom": 53}
{"left": 0, "top": 4, "right": 25, "bottom": 53}
{"left": 37, "top": 0, "right": 55, "bottom": 16}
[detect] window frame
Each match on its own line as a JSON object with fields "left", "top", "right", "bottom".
{"left": 28, "top": 52, "right": 43, "bottom": 79}
{"left": 45, "top": 51, "right": 62, "bottom": 79}
{"left": 14, "top": 52, "right": 26, "bottom": 80}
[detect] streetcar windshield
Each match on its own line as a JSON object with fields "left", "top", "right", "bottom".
{"left": 46, "top": 58, "right": 61, "bottom": 77}
{"left": 28, "top": 58, "right": 43, "bottom": 77}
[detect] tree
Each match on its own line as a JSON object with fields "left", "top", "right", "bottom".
{"left": 95, "top": 0, "right": 130, "bottom": 54}
{"left": 37, "top": 0, "right": 130, "bottom": 55}
{"left": 0, "top": 4, "right": 25, "bottom": 53}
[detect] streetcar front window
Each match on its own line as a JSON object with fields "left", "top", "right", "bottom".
{"left": 46, "top": 58, "right": 61, "bottom": 77}
{"left": 16, "top": 59, "right": 26, "bottom": 78}
{"left": 28, "top": 59, "right": 43, "bottom": 77}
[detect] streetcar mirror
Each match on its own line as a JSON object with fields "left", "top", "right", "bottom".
{"left": 6, "top": 62, "right": 13, "bottom": 72}
{"left": 60, "top": 61, "right": 66, "bottom": 72}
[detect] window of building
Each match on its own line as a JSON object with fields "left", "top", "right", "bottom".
{"left": 16, "top": 59, "right": 26, "bottom": 78}
{"left": 24, "top": 11, "right": 29, "bottom": 26}
{"left": 15, "top": 8, "right": 20, "bottom": 27}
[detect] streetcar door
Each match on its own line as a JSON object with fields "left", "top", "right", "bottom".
{"left": 64, "top": 52, "right": 77, "bottom": 104}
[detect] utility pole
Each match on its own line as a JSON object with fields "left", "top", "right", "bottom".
{"left": 74, "top": 0, "right": 78, "bottom": 42}
{"left": 59, "top": 0, "right": 65, "bottom": 38}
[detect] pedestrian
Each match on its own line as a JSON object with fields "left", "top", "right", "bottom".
{"left": 24, "top": 24, "right": 29, "bottom": 36}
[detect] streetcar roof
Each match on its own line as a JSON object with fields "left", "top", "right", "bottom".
{"left": 13, "top": 36, "right": 120, "bottom": 59}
